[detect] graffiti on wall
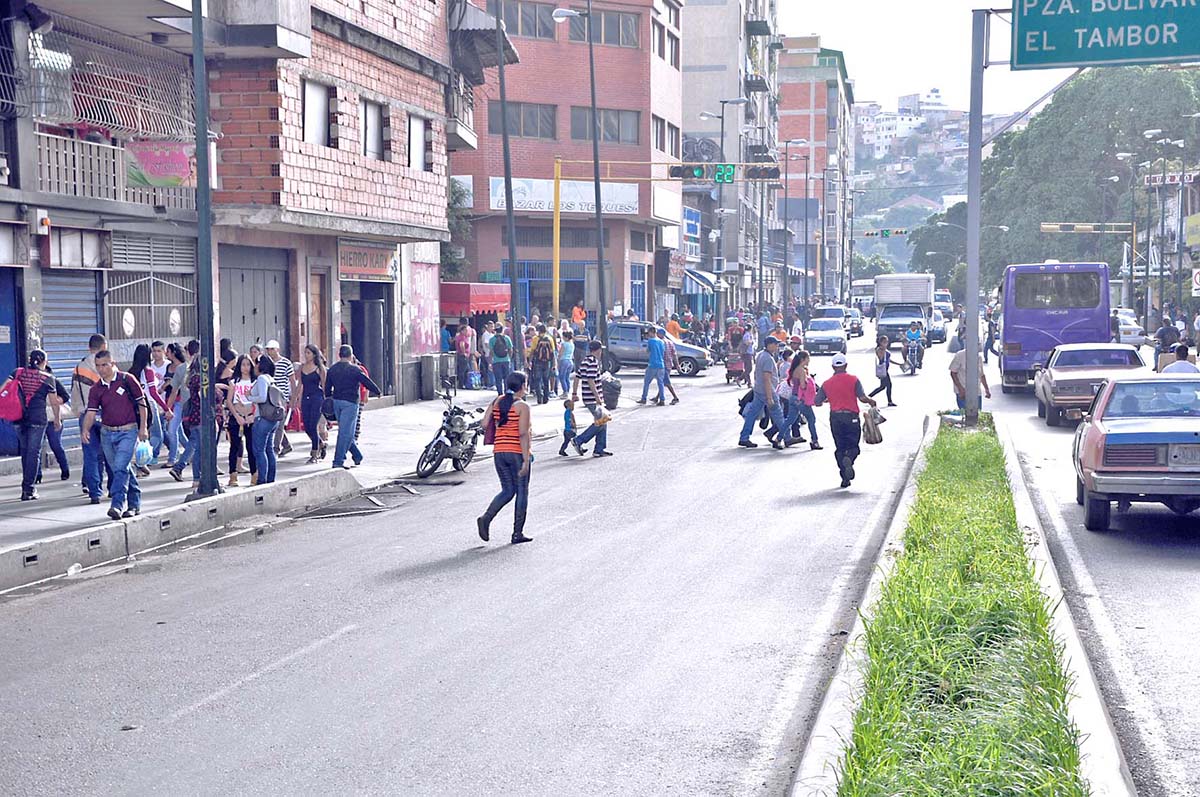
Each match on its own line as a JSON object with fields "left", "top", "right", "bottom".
{"left": 408, "top": 260, "right": 440, "bottom": 356}
{"left": 681, "top": 136, "right": 721, "bottom": 164}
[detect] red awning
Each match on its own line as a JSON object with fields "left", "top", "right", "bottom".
{"left": 440, "top": 282, "right": 511, "bottom": 316}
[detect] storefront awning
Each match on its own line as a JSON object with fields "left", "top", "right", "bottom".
{"left": 440, "top": 282, "right": 511, "bottom": 316}
{"left": 684, "top": 269, "right": 722, "bottom": 295}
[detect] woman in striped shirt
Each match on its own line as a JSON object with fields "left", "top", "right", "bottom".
{"left": 477, "top": 371, "right": 533, "bottom": 545}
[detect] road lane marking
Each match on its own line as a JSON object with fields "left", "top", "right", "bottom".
{"left": 741, "top": 465, "right": 900, "bottom": 795}
{"left": 1037, "top": 486, "right": 1189, "bottom": 791}
{"left": 166, "top": 624, "right": 359, "bottom": 723}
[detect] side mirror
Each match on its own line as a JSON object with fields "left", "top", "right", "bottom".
{"left": 1033, "top": 363, "right": 1043, "bottom": 372}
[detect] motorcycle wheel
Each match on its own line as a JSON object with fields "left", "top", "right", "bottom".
{"left": 416, "top": 439, "right": 448, "bottom": 478}
{"left": 453, "top": 445, "right": 476, "bottom": 472}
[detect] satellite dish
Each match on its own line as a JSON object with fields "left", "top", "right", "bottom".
{"left": 710, "top": 188, "right": 719, "bottom": 201}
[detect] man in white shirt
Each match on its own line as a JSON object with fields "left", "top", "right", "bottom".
{"left": 480, "top": 321, "right": 495, "bottom": 390}
{"left": 949, "top": 347, "right": 991, "bottom": 410}
{"left": 1161, "top": 344, "right": 1200, "bottom": 373}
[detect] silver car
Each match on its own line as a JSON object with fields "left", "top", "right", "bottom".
{"left": 805, "top": 318, "right": 848, "bottom": 356}
{"left": 605, "top": 321, "right": 710, "bottom": 376}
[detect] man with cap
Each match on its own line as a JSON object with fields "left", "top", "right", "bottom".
{"left": 265, "top": 339, "right": 295, "bottom": 456}
{"left": 738, "top": 336, "right": 797, "bottom": 450}
{"left": 815, "top": 353, "right": 877, "bottom": 488}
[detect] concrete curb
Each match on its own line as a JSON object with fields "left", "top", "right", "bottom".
{"left": 996, "top": 419, "right": 1137, "bottom": 797}
{"left": 0, "top": 468, "right": 359, "bottom": 594}
{"left": 789, "top": 415, "right": 938, "bottom": 796}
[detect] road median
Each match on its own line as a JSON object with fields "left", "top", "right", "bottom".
{"left": 794, "top": 416, "right": 1131, "bottom": 796}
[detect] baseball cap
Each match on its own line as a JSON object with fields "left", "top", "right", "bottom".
{"left": 763, "top": 336, "right": 780, "bottom": 346}
{"left": 831, "top": 354, "right": 848, "bottom": 367}
{"left": 266, "top": 339, "right": 281, "bottom": 349}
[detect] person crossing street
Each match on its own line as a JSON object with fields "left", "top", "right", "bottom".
{"left": 571, "top": 340, "right": 612, "bottom": 458}
{"left": 814, "top": 353, "right": 876, "bottom": 489}
{"left": 737, "top": 336, "right": 798, "bottom": 450}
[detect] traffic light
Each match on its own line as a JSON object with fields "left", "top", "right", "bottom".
{"left": 744, "top": 165, "right": 781, "bottom": 180}
{"left": 669, "top": 165, "right": 708, "bottom": 180}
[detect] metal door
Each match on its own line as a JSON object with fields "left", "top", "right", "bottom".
{"left": 218, "top": 245, "right": 289, "bottom": 353}
{"left": 0, "top": 268, "right": 18, "bottom": 377}
{"left": 41, "top": 270, "right": 102, "bottom": 447}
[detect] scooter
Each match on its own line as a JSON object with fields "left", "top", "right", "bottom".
{"left": 416, "top": 383, "right": 486, "bottom": 478}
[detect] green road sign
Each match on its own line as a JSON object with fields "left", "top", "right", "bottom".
{"left": 1012, "top": 0, "right": 1200, "bottom": 70}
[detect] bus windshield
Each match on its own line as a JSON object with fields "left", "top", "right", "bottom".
{"left": 1014, "top": 272, "right": 1101, "bottom": 309}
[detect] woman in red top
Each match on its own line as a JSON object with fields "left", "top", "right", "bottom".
{"left": 477, "top": 371, "right": 533, "bottom": 545}
{"left": 1, "top": 349, "right": 58, "bottom": 500}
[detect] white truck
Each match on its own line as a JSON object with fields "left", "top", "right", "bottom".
{"left": 874, "top": 273, "right": 936, "bottom": 349}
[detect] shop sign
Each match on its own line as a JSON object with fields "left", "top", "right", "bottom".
{"left": 669, "top": 250, "right": 686, "bottom": 290}
{"left": 489, "top": 177, "right": 638, "bottom": 215}
{"left": 126, "top": 140, "right": 197, "bottom": 188}
{"left": 339, "top": 239, "right": 399, "bottom": 282}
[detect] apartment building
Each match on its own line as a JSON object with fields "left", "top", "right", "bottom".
{"left": 777, "top": 35, "right": 854, "bottom": 299}
{"left": 450, "top": 0, "right": 684, "bottom": 324}
{"left": 681, "top": 0, "right": 783, "bottom": 308}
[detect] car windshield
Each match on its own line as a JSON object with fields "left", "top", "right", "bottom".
{"left": 1106, "top": 381, "right": 1200, "bottom": 418}
{"left": 815, "top": 307, "right": 845, "bottom": 318}
{"left": 809, "top": 319, "right": 842, "bottom": 331}
{"left": 1053, "top": 349, "right": 1142, "bottom": 368}
{"left": 933, "top": 310, "right": 944, "bottom": 322}
{"left": 880, "top": 306, "right": 923, "bottom": 322}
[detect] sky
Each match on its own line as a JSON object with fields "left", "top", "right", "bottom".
{"left": 779, "top": 1, "right": 1077, "bottom": 115}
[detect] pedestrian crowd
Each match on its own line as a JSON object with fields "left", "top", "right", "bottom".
{"left": 1, "top": 334, "right": 379, "bottom": 520}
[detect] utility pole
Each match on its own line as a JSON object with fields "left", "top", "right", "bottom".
{"left": 496, "top": 12, "right": 523, "bottom": 369}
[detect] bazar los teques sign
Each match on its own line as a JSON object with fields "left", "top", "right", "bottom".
{"left": 1013, "top": 0, "right": 1200, "bottom": 70}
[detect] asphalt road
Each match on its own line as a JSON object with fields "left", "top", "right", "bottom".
{"left": 0, "top": 333, "right": 930, "bottom": 796}
{"left": 972, "top": 345, "right": 1200, "bottom": 797}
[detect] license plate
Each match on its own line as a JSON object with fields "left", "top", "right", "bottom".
{"left": 1169, "top": 444, "right": 1200, "bottom": 468}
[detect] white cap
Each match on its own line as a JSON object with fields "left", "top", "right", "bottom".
{"left": 265, "top": 339, "right": 281, "bottom": 349}
{"left": 831, "top": 354, "right": 848, "bottom": 368}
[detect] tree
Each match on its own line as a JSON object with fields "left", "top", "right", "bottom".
{"left": 853, "top": 252, "right": 895, "bottom": 280}
{"left": 907, "top": 202, "right": 966, "bottom": 286}
{"left": 440, "top": 178, "right": 473, "bottom": 281}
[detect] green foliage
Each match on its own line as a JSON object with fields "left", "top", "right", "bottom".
{"left": 853, "top": 252, "right": 895, "bottom": 280}
{"left": 838, "top": 427, "right": 1085, "bottom": 796}
{"left": 440, "top": 178, "right": 474, "bottom": 281}
{"left": 981, "top": 66, "right": 1200, "bottom": 289}
{"left": 907, "top": 202, "right": 967, "bottom": 286}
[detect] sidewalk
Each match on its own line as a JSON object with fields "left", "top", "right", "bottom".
{"left": 0, "top": 386, "right": 604, "bottom": 551}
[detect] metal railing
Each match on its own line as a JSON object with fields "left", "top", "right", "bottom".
{"left": 446, "top": 75, "right": 475, "bottom": 134}
{"left": 36, "top": 132, "right": 196, "bottom": 210}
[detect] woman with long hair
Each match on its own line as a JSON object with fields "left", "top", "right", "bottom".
{"left": 129, "top": 343, "right": 169, "bottom": 476}
{"left": 477, "top": 371, "right": 533, "bottom": 545}
{"left": 1, "top": 349, "right": 58, "bottom": 499}
{"left": 162, "top": 342, "right": 186, "bottom": 469}
{"left": 784, "top": 351, "right": 822, "bottom": 451}
{"left": 298, "top": 344, "right": 328, "bottom": 463}
{"left": 248, "top": 355, "right": 280, "bottom": 484}
{"left": 225, "top": 354, "right": 258, "bottom": 486}
{"left": 869, "top": 334, "right": 896, "bottom": 407}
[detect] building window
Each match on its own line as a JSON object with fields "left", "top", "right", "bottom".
{"left": 666, "top": 3, "right": 680, "bottom": 29}
{"left": 485, "top": 0, "right": 556, "bottom": 39}
{"left": 568, "top": 9, "right": 639, "bottom": 47}
{"left": 652, "top": 115, "right": 666, "bottom": 152}
{"left": 631, "top": 230, "right": 647, "bottom": 251}
{"left": 571, "top": 107, "right": 638, "bottom": 144}
{"left": 667, "top": 121, "right": 680, "bottom": 157}
{"left": 408, "top": 115, "right": 432, "bottom": 171}
{"left": 667, "top": 32, "right": 680, "bottom": 68}
{"left": 302, "top": 80, "right": 334, "bottom": 147}
{"left": 359, "top": 99, "right": 386, "bottom": 160}
{"left": 488, "top": 101, "right": 557, "bottom": 139}
{"left": 652, "top": 20, "right": 665, "bottom": 59}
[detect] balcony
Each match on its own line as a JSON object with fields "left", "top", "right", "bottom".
{"left": 768, "top": 35, "right": 785, "bottom": 51}
{"left": 746, "top": 18, "right": 773, "bottom": 36}
{"left": 36, "top": 132, "right": 196, "bottom": 211}
{"left": 745, "top": 72, "right": 770, "bottom": 94}
{"left": 445, "top": 75, "right": 478, "bottom": 152}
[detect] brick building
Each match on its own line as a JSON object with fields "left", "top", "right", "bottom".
{"left": 777, "top": 35, "right": 854, "bottom": 300}
{"left": 450, "top": 0, "right": 684, "bottom": 326}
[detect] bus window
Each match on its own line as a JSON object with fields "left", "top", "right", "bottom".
{"left": 1013, "top": 272, "right": 1100, "bottom": 310}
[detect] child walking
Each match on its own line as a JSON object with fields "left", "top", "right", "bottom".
{"left": 559, "top": 398, "right": 586, "bottom": 456}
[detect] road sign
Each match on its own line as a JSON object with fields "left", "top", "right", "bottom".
{"left": 1192, "top": 268, "right": 1200, "bottom": 299}
{"left": 1012, "top": 0, "right": 1200, "bottom": 71}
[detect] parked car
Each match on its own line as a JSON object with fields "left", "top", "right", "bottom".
{"left": 928, "top": 309, "right": 947, "bottom": 343}
{"left": 1073, "top": 374, "right": 1200, "bottom": 530}
{"left": 1115, "top": 308, "right": 1147, "bottom": 347}
{"left": 847, "top": 308, "right": 864, "bottom": 337}
{"left": 605, "top": 321, "right": 710, "bottom": 376}
{"left": 805, "top": 318, "right": 848, "bottom": 355}
{"left": 814, "top": 305, "right": 850, "bottom": 331}
{"left": 1034, "top": 343, "right": 1149, "bottom": 427}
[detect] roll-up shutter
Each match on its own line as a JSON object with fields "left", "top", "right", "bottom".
{"left": 41, "top": 270, "right": 101, "bottom": 447}
{"left": 218, "top": 245, "right": 289, "bottom": 353}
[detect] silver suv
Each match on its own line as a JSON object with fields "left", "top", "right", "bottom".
{"left": 605, "top": 322, "right": 710, "bottom": 376}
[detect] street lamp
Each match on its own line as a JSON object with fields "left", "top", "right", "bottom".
{"left": 782, "top": 138, "right": 808, "bottom": 308}
{"left": 1142, "top": 133, "right": 1187, "bottom": 319}
{"left": 1118, "top": 152, "right": 1154, "bottom": 329}
{"left": 847, "top": 189, "right": 866, "bottom": 304}
{"left": 938, "top": 221, "right": 1009, "bottom": 233}
{"left": 698, "top": 96, "right": 749, "bottom": 319}
{"left": 553, "top": 4, "right": 610, "bottom": 346}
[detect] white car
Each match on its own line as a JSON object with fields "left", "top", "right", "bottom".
{"left": 1115, "top": 308, "right": 1147, "bottom": 347}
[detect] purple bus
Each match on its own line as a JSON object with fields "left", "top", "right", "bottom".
{"left": 999, "top": 262, "right": 1111, "bottom": 393}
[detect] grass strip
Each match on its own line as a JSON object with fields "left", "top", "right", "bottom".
{"left": 837, "top": 424, "right": 1086, "bottom": 796}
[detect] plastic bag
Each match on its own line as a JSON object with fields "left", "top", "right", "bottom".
{"left": 863, "top": 409, "right": 884, "bottom": 445}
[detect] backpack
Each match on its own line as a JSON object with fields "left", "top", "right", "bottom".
{"left": 0, "top": 376, "right": 24, "bottom": 422}
{"left": 534, "top": 336, "right": 553, "bottom": 363}
{"left": 492, "top": 334, "right": 510, "bottom": 359}
{"left": 259, "top": 382, "right": 288, "bottom": 422}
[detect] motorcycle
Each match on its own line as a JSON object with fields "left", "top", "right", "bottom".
{"left": 903, "top": 339, "right": 924, "bottom": 375}
{"left": 416, "top": 383, "right": 486, "bottom": 478}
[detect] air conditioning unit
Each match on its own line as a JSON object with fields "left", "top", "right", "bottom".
{"left": 713, "top": 257, "right": 726, "bottom": 273}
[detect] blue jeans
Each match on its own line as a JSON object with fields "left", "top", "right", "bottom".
{"left": 641, "top": 367, "right": 666, "bottom": 402}
{"left": 252, "top": 417, "right": 280, "bottom": 483}
{"left": 177, "top": 424, "right": 199, "bottom": 475}
{"left": 740, "top": 393, "right": 787, "bottom": 442}
{"left": 100, "top": 428, "right": 140, "bottom": 512}
{"left": 79, "top": 416, "right": 105, "bottom": 499}
{"left": 492, "top": 362, "right": 512, "bottom": 395}
{"left": 38, "top": 422, "right": 69, "bottom": 481}
{"left": 530, "top": 363, "right": 551, "bottom": 403}
{"left": 481, "top": 451, "right": 531, "bottom": 536}
{"left": 331, "top": 399, "right": 362, "bottom": 468}
{"left": 166, "top": 408, "right": 184, "bottom": 464}
{"left": 147, "top": 406, "right": 163, "bottom": 463}
{"left": 573, "top": 403, "right": 607, "bottom": 453}
{"left": 557, "top": 360, "right": 574, "bottom": 394}
{"left": 17, "top": 422, "right": 47, "bottom": 494}
{"left": 784, "top": 401, "right": 818, "bottom": 443}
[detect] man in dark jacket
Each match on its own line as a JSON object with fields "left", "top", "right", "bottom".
{"left": 325, "top": 345, "right": 381, "bottom": 469}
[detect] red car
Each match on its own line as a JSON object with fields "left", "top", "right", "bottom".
{"left": 1073, "top": 374, "right": 1200, "bottom": 530}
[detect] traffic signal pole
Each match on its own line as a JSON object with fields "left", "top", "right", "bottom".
{"left": 965, "top": 9, "right": 986, "bottom": 427}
